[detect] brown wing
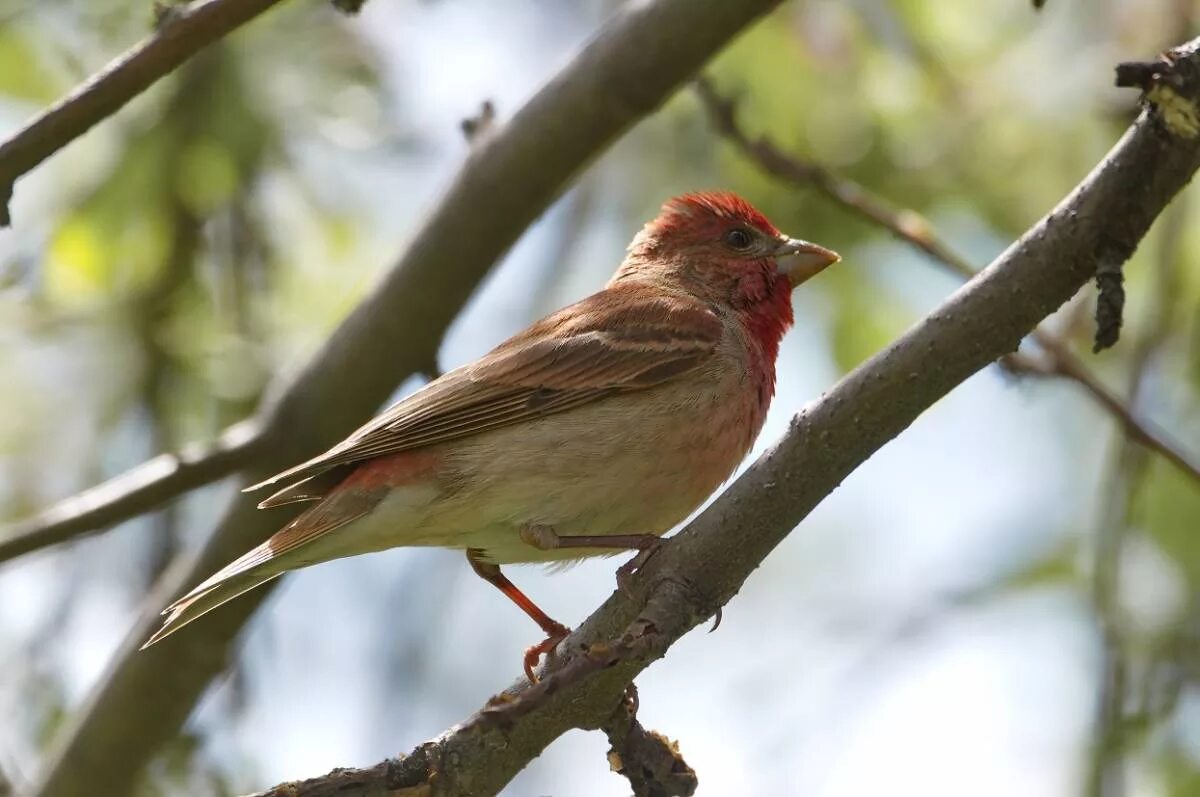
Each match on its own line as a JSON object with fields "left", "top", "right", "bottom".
{"left": 246, "top": 285, "right": 723, "bottom": 497}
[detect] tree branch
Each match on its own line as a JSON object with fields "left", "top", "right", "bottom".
{"left": 0, "top": 422, "right": 259, "bottom": 567}
{"left": 239, "top": 34, "right": 1200, "bottom": 797}
{"left": 0, "top": 0, "right": 290, "bottom": 227}
{"left": 600, "top": 684, "right": 697, "bottom": 797}
{"left": 694, "top": 76, "right": 1200, "bottom": 488}
{"left": 26, "top": 1, "right": 788, "bottom": 795}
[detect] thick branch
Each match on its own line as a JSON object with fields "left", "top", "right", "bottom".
{"left": 0, "top": 0, "right": 289, "bottom": 226}
{"left": 0, "top": 423, "right": 258, "bottom": 566}
{"left": 27, "top": 1, "right": 786, "bottom": 795}
{"left": 694, "top": 77, "right": 1200, "bottom": 488}
{"left": 245, "top": 36, "right": 1200, "bottom": 797}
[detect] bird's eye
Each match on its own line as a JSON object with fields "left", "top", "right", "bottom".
{"left": 724, "top": 228, "right": 754, "bottom": 251}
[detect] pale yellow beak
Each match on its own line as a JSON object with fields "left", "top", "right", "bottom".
{"left": 774, "top": 237, "right": 841, "bottom": 287}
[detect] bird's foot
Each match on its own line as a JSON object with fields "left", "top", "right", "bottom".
{"left": 615, "top": 539, "right": 665, "bottom": 592}
{"left": 523, "top": 620, "right": 571, "bottom": 683}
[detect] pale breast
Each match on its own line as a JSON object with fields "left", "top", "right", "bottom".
{"left": 425, "top": 323, "right": 773, "bottom": 564}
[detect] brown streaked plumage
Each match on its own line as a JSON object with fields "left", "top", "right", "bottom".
{"left": 252, "top": 286, "right": 724, "bottom": 505}
{"left": 142, "top": 192, "right": 840, "bottom": 678}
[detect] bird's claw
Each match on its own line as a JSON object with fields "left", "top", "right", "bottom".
{"left": 615, "top": 540, "right": 665, "bottom": 592}
{"left": 523, "top": 622, "right": 571, "bottom": 683}
{"left": 709, "top": 606, "right": 723, "bottom": 632}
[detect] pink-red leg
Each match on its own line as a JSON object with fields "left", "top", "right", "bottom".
{"left": 466, "top": 549, "right": 569, "bottom": 682}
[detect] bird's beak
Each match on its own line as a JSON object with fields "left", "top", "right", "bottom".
{"left": 773, "top": 237, "right": 841, "bottom": 287}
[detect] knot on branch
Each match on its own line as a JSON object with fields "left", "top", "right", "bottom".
{"left": 1116, "top": 44, "right": 1200, "bottom": 139}
{"left": 476, "top": 616, "right": 663, "bottom": 731}
{"left": 151, "top": 1, "right": 187, "bottom": 30}
{"left": 461, "top": 101, "right": 497, "bottom": 145}
{"left": 1092, "top": 234, "right": 1135, "bottom": 353}
{"left": 604, "top": 684, "right": 698, "bottom": 797}
{"left": 384, "top": 744, "right": 438, "bottom": 793}
{"left": 1093, "top": 256, "right": 1126, "bottom": 352}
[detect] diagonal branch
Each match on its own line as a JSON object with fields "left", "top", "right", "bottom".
{"left": 0, "top": 0, "right": 291, "bottom": 226}
{"left": 694, "top": 76, "right": 1200, "bottom": 488}
{"left": 242, "top": 34, "right": 1200, "bottom": 797}
{"left": 0, "top": 422, "right": 259, "bottom": 566}
{"left": 26, "top": 1, "right": 789, "bottom": 795}
{"left": 1027, "top": 333, "right": 1200, "bottom": 480}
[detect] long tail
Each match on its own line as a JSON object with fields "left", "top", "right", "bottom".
{"left": 140, "top": 559, "right": 281, "bottom": 648}
{"left": 140, "top": 487, "right": 380, "bottom": 648}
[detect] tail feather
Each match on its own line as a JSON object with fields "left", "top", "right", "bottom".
{"left": 140, "top": 485, "right": 382, "bottom": 649}
{"left": 140, "top": 569, "right": 281, "bottom": 649}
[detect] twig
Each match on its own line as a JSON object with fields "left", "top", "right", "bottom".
{"left": 27, "top": 2, "right": 791, "bottom": 795}
{"left": 1029, "top": 332, "right": 1200, "bottom": 478}
{"left": 460, "top": 100, "right": 496, "bottom": 144}
{"left": 239, "top": 37, "right": 1200, "bottom": 792}
{"left": 0, "top": 0, "right": 290, "bottom": 226}
{"left": 694, "top": 76, "right": 1200, "bottom": 489}
{"left": 0, "top": 421, "right": 259, "bottom": 566}
{"left": 602, "top": 684, "right": 697, "bottom": 797}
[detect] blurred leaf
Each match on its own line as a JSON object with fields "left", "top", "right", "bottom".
{"left": 1140, "top": 459, "right": 1200, "bottom": 587}
{"left": 0, "top": 26, "right": 58, "bottom": 101}
{"left": 177, "top": 140, "right": 241, "bottom": 216}
{"left": 1161, "top": 744, "right": 1200, "bottom": 796}
{"left": 43, "top": 205, "right": 171, "bottom": 306}
{"left": 44, "top": 216, "right": 106, "bottom": 300}
{"left": 999, "top": 539, "right": 1082, "bottom": 591}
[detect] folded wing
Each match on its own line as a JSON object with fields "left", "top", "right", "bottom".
{"left": 247, "top": 285, "right": 724, "bottom": 501}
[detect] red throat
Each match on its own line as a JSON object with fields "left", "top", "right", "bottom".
{"left": 742, "top": 275, "right": 794, "bottom": 402}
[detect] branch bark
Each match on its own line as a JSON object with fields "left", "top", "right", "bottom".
{"left": 26, "top": 1, "right": 787, "bottom": 795}
{"left": 242, "top": 35, "right": 1200, "bottom": 797}
{"left": 0, "top": 0, "right": 292, "bottom": 226}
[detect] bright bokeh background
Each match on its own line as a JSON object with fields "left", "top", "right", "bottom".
{"left": 1, "top": 0, "right": 1199, "bottom": 795}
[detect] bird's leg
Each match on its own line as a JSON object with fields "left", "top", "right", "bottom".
{"left": 519, "top": 524, "right": 664, "bottom": 590}
{"left": 520, "top": 525, "right": 722, "bottom": 632}
{"left": 466, "top": 548, "right": 569, "bottom": 682}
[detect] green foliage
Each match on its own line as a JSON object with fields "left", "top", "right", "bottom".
{"left": 0, "top": 26, "right": 58, "bottom": 101}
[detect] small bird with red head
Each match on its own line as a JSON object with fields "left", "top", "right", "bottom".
{"left": 142, "top": 192, "right": 839, "bottom": 680}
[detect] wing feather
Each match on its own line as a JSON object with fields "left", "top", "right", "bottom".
{"left": 246, "top": 286, "right": 722, "bottom": 493}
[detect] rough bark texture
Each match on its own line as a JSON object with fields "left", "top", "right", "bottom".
{"left": 243, "top": 36, "right": 1200, "bottom": 797}
{"left": 26, "top": 1, "right": 786, "bottom": 795}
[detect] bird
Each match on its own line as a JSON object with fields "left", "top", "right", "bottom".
{"left": 141, "top": 191, "right": 839, "bottom": 680}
